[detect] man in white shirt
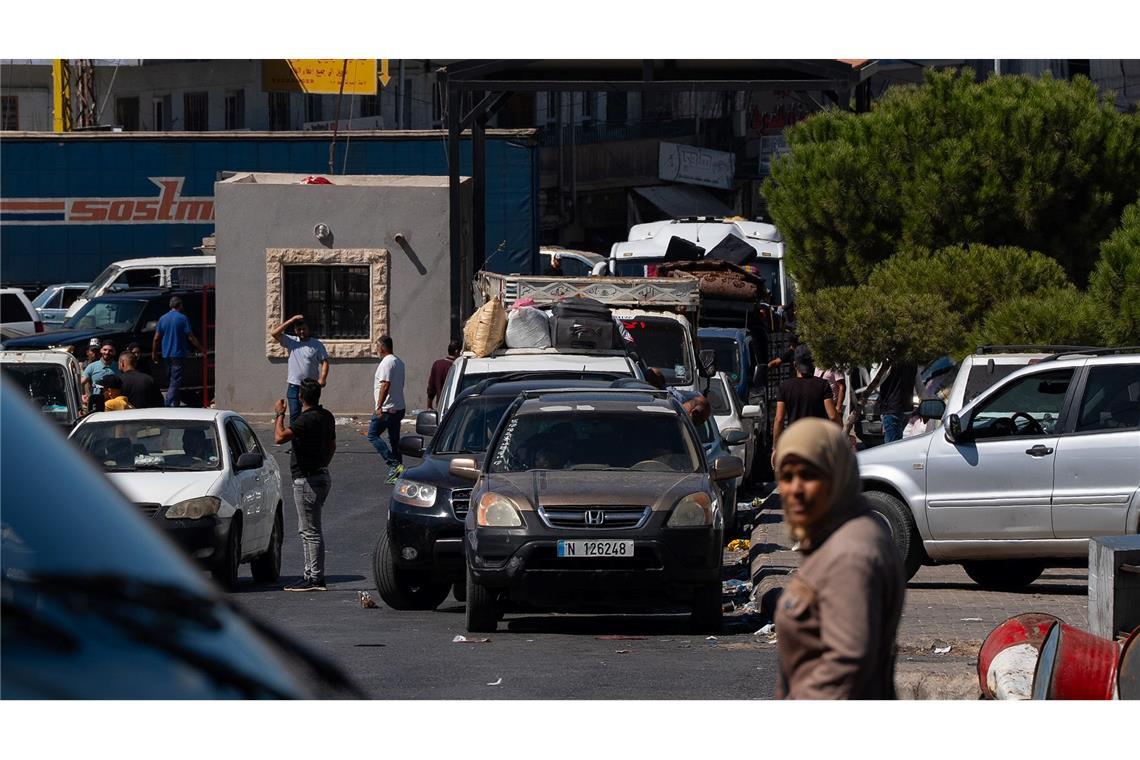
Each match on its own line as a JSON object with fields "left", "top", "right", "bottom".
{"left": 270, "top": 314, "right": 330, "bottom": 424}
{"left": 368, "top": 334, "right": 407, "bottom": 484}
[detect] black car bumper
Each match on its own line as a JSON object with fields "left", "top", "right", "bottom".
{"left": 387, "top": 498, "right": 466, "bottom": 581}
{"left": 146, "top": 509, "right": 233, "bottom": 565}
{"left": 467, "top": 516, "right": 722, "bottom": 610}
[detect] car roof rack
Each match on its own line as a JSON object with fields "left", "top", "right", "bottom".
{"left": 973, "top": 345, "right": 1099, "bottom": 355}
{"left": 518, "top": 387, "right": 672, "bottom": 399}
{"left": 1036, "top": 346, "right": 1140, "bottom": 363}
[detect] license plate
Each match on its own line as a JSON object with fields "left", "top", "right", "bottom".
{"left": 556, "top": 540, "right": 634, "bottom": 558}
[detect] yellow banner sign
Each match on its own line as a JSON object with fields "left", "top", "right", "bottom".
{"left": 262, "top": 60, "right": 377, "bottom": 95}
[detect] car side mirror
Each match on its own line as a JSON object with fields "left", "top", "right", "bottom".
{"left": 699, "top": 349, "right": 716, "bottom": 377}
{"left": 946, "top": 413, "right": 974, "bottom": 444}
{"left": 711, "top": 455, "right": 744, "bottom": 482}
{"left": 918, "top": 398, "right": 946, "bottom": 422}
{"left": 741, "top": 404, "right": 761, "bottom": 419}
{"left": 235, "top": 452, "right": 264, "bottom": 471}
{"left": 449, "top": 457, "right": 480, "bottom": 482}
{"left": 722, "top": 429, "right": 750, "bottom": 446}
{"left": 398, "top": 435, "right": 425, "bottom": 459}
{"left": 416, "top": 410, "right": 439, "bottom": 437}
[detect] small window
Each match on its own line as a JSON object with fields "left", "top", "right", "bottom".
{"left": 152, "top": 95, "right": 171, "bottom": 130}
{"left": 115, "top": 96, "right": 140, "bottom": 131}
{"left": 224, "top": 89, "right": 245, "bottom": 129}
{"left": 970, "top": 369, "right": 1074, "bottom": 439}
{"left": 171, "top": 267, "right": 215, "bottom": 287}
{"left": 268, "top": 92, "right": 291, "bottom": 130}
{"left": 232, "top": 418, "right": 264, "bottom": 456}
{"left": 61, "top": 288, "right": 86, "bottom": 309}
{"left": 184, "top": 92, "right": 209, "bottom": 131}
{"left": 1075, "top": 365, "right": 1140, "bottom": 432}
{"left": 305, "top": 94, "right": 323, "bottom": 123}
{"left": 580, "top": 92, "right": 594, "bottom": 121}
{"left": 2, "top": 293, "right": 32, "bottom": 323}
{"left": 402, "top": 79, "right": 413, "bottom": 126}
{"left": 282, "top": 265, "right": 370, "bottom": 340}
{"left": 224, "top": 421, "right": 245, "bottom": 463}
{"left": 112, "top": 268, "right": 161, "bottom": 290}
{"left": 40, "top": 290, "right": 64, "bottom": 310}
{"left": 1, "top": 95, "right": 18, "bottom": 130}
{"left": 359, "top": 94, "right": 380, "bottom": 118}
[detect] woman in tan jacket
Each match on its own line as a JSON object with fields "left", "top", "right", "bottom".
{"left": 773, "top": 417, "right": 906, "bottom": 699}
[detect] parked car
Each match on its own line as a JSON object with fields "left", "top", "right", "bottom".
{"left": 0, "top": 287, "right": 43, "bottom": 341}
{"left": 456, "top": 386, "right": 742, "bottom": 633}
{"left": 694, "top": 414, "right": 747, "bottom": 532}
{"left": 0, "top": 382, "right": 359, "bottom": 698}
{"left": 64, "top": 255, "right": 216, "bottom": 320}
{"left": 30, "top": 282, "right": 90, "bottom": 328}
{"left": 704, "top": 370, "right": 761, "bottom": 481}
{"left": 0, "top": 349, "right": 84, "bottom": 429}
{"left": 3, "top": 287, "right": 215, "bottom": 406}
{"left": 69, "top": 408, "right": 283, "bottom": 591}
{"left": 699, "top": 326, "right": 762, "bottom": 404}
{"left": 858, "top": 351, "right": 1140, "bottom": 588}
{"left": 376, "top": 374, "right": 655, "bottom": 610}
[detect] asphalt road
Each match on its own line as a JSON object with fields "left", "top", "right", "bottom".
{"left": 225, "top": 420, "right": 780, "bottom": 699}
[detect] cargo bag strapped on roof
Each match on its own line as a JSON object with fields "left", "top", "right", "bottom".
{"left": 463, "top": 299, "right": 509, "bottom": 357}
{"left": 550, "top": 298, "right": 615, "bottom": 351}
{"left": 505, "top": 306, "right": 552, "bottom": 349}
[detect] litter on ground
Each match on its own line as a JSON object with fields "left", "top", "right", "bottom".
{"left": 933, "top": 645, "right": 952, "bottom": 655}
{"left": 486, "top": 677, "right": 502, "bottom": 686}
{"left": 453, "top": 635, "right": 491, "bottom": 644}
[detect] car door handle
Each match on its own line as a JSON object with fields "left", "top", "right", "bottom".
{"left": 1025, "top": 445, "right": 1054, "bottom": 457}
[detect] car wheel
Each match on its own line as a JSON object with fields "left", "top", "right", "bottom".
{"left": 212, "top": 516, "right": 242, "bottom": 592}
{"left": 962, "top": 560, "right": 1046, "bottom": 591}
{"left": 371, "top": 526, "right": 451, "bottom": 610}
{"left": 864, "top": 490, "right": 923, "bottom": 580}
{"left": 250, "top": 506, "right": 283, "bottom": 583}
{"left": 452, "top": 580, "right": 467, "bottom": 603}
{"left": 690, "top": 581, "right": 723, "bottom": 633}
{"left": 465, "top": 564, "right": 498, "bottom": 633}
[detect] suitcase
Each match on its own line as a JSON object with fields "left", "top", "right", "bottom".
{"left": 551, "top": 298, "right": 615, "bottom": 350}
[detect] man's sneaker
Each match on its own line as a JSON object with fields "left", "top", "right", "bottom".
{"left": 385, "top": 464, "right": 404, "bottom": 485}
{"left": 284, "top": 578, "right": 327, "bottom": 592}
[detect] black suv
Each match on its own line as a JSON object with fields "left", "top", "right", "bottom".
{"left": 454, "top": 387, "right": 743, "bottom": 633}
{"left": 374, "top": 374, "right": 655, "bottom": 610}
{"left": 2, "top": 288, "right": 215, "bottom": 406}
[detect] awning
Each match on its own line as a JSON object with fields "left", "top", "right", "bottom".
{"left": 632, "top": 185, "right": 734, "bottom": 219}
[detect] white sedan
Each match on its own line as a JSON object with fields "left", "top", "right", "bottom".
{"left": 69, "top": 408, "right": 283, "bottom": 590}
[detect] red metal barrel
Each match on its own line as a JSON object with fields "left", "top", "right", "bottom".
{"left": 977, "top": 613, "right": 1062, "bottom": 699}
{"left": 1031, "top": 622, "right": 1121, "bottom": 700}
{"left": 1117, "top": 625, "right": 1140, "bottom": 700}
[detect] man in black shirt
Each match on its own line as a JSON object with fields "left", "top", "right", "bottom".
{"left": 118, "top": 351, "right": 163, "bottom": 408}
{"left": 771, "top": 344, "right": 838, "bottom": 468}
{"left": 877, "top": 361, "right": 919, "bottom": 443}
{"left": 274, "top": 378, "right": 337, "bottom": 592}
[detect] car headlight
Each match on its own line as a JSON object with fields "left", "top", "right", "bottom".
{"left": 476, "top": 492, "right": 524, "bottom": 527}
{"left": 393, "top": 479, "right": 438, "bottom": 508}
{"left": 667, "top": 492, "right": 713, "bottom": 527}
{"left": 165, "top": 495, "right": 221, "bottom": 520}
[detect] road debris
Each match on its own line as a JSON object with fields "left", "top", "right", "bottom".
{"left": 453, "top": 634, "right": 491, "bottom": 644}
{"left": 358, "top": 590, "right": 378, "bottom": 608}
{"left": 933, "top": 645, "right": 952, "bottom": 655}
{"left": 615, "top": 649, "right": 631, "bottom": 654}
{"left": 960, "top": 617, "right": 983, "bottom": 622}
{"left": 595, "top": 635, "right": 647, "bottom": 641}
{"left": 486, "top": 677, "right": 502, "bottom": 686}
{"left": 334, "top": 416, "right": 357, "bottom": 426}
{"left": 754, "top": 623, "right": 776, "bottom": 636}
{"left": 727, "top": 538, "right": 751, "bottom": 552}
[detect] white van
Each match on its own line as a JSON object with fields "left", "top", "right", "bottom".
{"left": 64, "top": 255, "right": 216, "bottom": 320}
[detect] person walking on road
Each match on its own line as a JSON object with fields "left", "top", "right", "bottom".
{"left": 771, "top": 345, "right": 838, "bottom": 469}
{"left": 877, "top": 360, "right": 920, "bottom": 443}
{"left": 81, "top": 340, "right": 120, "bottom": 413}
{"left": 773, "top": 417, "right": 905, "bottom": 699}
{"left": 368, "top": 335, "right": 406, "bottom": 485}
{"left": 152, "top": 296, "right": 205, "bottom": 407}
{"left": 426, "top": 339, "right": 461, "bottom": 410}
{"left": 270, "top": 314, "right": 330, "bottom": 424}
{"left": 118, "top": 350, "right": 163, "bottom": 408}
{"left": 274, "top": 379, "right": 337, "bottom": 593}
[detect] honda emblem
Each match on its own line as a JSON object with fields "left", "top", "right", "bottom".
{"left": 584, "top": 509, "right": 605, "bottom": 526}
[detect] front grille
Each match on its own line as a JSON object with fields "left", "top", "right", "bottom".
{"left": 538, "top": 506, "right": 650, "bottom": 530}
{"left": 136, "top": 502, "right": 162, "bottom": 518}
{"left": 450, "top": 488, "right": 472, "bottom": 520}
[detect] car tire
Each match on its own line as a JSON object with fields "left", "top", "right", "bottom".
{"left": 864, "top": 490, "right": 923, "bottom": 580}
{"left": 962, "top": 560, "right": 1046, "bottom": 591}
{"left": 212, "top": 516, "right": 242, "bottom": 592}
{"left": 690, "top": 581, "right": 723, "bottom": 633}
{"left": 371, "top": 526, "right": 451, "bottom": 610}
{"left": 250, "top": 506, "right": 283, "bottom": 583}
{"left": 465, "top": 564, "right": 498, "bottom": 633}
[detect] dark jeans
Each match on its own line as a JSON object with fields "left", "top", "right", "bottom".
{"left": 882, "top": 412, "right": 905, "bottom": 443}
{"left": 293, "top": 470, "right": 332, "bottom": 583}
{"left": 286, "top": 384, "right": 301, "bottom": 424}
{"left": 164, "top": 357, "right": 184, "bottom": 407}
{"left": 367, "top": 409, "right": 404, "bottom": 468}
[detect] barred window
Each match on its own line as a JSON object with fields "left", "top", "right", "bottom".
{"left": 282, "top": 265, "right": 370, "bottom": 340}
{"left": 224, "top": 89, "right": 245, "bottom": 129}
{"left": 184, "top": 91, "right": 208, "bottom": 130}
{"left": 268, "top": 92, "right": 291, "bottom": 130}
{"left": 1, "top": 95, "right": 18, "bottom": 130}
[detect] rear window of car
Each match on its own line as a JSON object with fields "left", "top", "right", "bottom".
{"left": 702, "top": 337, "right": 742, "bottom": 380}
{"left": 1, "top": 293, "right": 33, "bottom": 323}
{"left": 433, "top": 397, "right": 516, "bottom": 455}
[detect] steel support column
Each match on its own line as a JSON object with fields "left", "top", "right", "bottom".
{"left": 446, "top": 79, "right": 464, "bottom": 339}
{"left": 472, "top": 94, "right": 487, "bottom": 274}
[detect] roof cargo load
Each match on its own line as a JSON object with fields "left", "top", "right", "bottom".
{"left": 476, "top": 272, "right": 700, "bottom": 312}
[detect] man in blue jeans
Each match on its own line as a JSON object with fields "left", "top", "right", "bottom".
{"left": 151, "top": 296, "right": 205, "bottom": 407}
{"left": 878, "top": 360, "right": 919, "bottom": 443}
{"left": 368, "top": 335, "right": 406, "bottom": 485}
{"left": 269, "top": 314, "right": 330, "bottom": 424}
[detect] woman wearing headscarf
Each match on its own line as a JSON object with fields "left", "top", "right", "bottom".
{"left": 773, "top": 417, "right": 906, "bottom": 699}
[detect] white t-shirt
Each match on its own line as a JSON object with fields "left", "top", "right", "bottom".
{"left": 373, "top": 354, "right": 406, "bottom": 412}
{"left": 814, "top": 367, "right": 845, "bottom": 403}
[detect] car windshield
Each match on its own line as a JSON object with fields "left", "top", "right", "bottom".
{"left": 488, "top": 409, "right": 701, "bottom": 473}
{"left": 620, "top": 317, "right": 691, "bottom": 385}
{"left": 612, "top": 260, "right": 649, "bottom": 277}
{"left": 83, "top": 266, "right": 121, "bottom": 299}
{"left": 72, "top": 420, "right": 223, "bottom": 472}
{"left": 702, "top": 337, "right": 741, "bottom": 381}
{"left": 64, "top": 299, "right": 145, "bottom": 331}
{"left": 433, "top": 397, "right": 516, "bottom": 455}
{"left": 1, "top": 364, "right": 73, "bottom": 421}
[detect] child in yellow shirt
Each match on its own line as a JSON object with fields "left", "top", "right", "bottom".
{"left": 101, "top": 375, "right": 134, "bottom": 412}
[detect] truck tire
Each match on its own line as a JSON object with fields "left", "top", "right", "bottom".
{"left": 864, "top": 490, "right": 923, "bottom": 580}
{"left": 962, "top": 560, "right": 1046, "bottom": 591}
{"left": 372, "top": 527, "right": 451, "bottom": 610}
{"left": 465, "top": 565, "right": 498, "bottom": 633}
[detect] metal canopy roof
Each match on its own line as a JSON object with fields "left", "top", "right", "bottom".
{"left": 438, "top": 59, "right": 877, "bottom": 336}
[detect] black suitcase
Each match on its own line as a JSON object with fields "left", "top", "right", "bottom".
{"left": 551, "top": 298, "right": 615, "bottom": 350}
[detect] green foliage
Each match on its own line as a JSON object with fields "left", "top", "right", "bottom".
{"left": 969, "top": 288, "right": 1103, "bottom": 349}
{"left": 797, "top": 286, "right": 959, "bottom": 368}
{"left": 764, "top": 69, "right": 1140, "bottom": 293}
{"left": 1087, "top": 199, "right": 1140, "bottom": 344}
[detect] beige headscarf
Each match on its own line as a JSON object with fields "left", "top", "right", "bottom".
{"left": 774, "top": 418, "right": 865, "bottom": 551}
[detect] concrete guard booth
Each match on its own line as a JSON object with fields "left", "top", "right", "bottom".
{"left": 213, "top": 172, "right": 472, "bottom": 414}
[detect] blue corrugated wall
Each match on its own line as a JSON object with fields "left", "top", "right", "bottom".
{"left": 0, "top": 133, "right": 539, "bottom": 284}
